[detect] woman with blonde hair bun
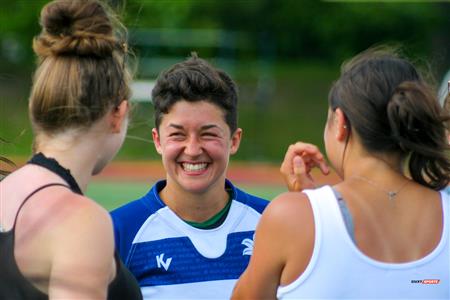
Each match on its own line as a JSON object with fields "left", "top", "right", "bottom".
{"left": 0, "top": 0, "right": 142, "bottom": 299}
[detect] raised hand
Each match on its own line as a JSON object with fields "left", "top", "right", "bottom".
{"left": 280, "top": 142, "right": 330, "bottom": 191}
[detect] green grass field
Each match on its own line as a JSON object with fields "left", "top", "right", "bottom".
{"left": 87, "top": 180, "right": 286, "bottom": 211}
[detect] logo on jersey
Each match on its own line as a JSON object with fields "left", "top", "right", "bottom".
{"left": 241, "top": 237, "right": 254, "bottom": 256}
{"left": 156, "top": 253, "right": 172, "bottom": 271}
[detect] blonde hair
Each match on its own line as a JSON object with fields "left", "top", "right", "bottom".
{"left": 29, "top": 0, "right": 131, "bottom": 134}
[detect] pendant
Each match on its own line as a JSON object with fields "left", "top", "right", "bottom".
{"left": 388, "top": 191, "right": 397, "bottom": 201}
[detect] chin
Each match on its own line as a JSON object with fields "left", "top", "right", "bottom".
{"left": 169, "top": 175, "right": 207, "bottom": 193}
{"left": 178, "top": 182, "right": 210, "bottom": 194}
{"left": 179, "top": 176, "right": 226, "bottom": 195}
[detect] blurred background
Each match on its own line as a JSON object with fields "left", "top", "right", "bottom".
{"left": 1, "top": 0, "right": 449, "bottom": 205}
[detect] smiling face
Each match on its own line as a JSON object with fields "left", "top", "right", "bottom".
{"left": 152, "top": 100, "right": 242, "bottom": 195}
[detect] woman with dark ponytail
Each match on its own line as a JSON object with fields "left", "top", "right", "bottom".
{"left": 232, "top": 47, "right": 450, "bottom": 299}
{"left": 0, "top": 0, "right": 142, "bottom": 299}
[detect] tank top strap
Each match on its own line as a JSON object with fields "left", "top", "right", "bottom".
{"left": 12, "top": 183, "right": 70, "bottom": 229}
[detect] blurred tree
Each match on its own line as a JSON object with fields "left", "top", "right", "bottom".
{"left": 1, "top": 0, "right": 448, "bottom": 72}
{"left": 0, "top": 0, "right": 47, "bottom": 73}
{"left": 1, "top": 0, "right": 449, "bottom": 161}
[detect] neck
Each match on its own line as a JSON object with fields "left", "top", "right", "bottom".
{"left": 160, "top": 179, "right": 230, "bottom": 223}
{"left": 35, "top": 130, "right": 106, "bottom": 193}
{"left": 337, "top": 152, "right": 411, "bottom": 204}
{"left": 341, "top": 135, "right": 403, "bottom": 179}
{"left": 343, "top": 149, "right": 405, "bottom": 182}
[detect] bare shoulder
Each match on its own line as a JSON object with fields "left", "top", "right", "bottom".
{"left": 1, "top": 165, "right": 111, "bottom": 231}
{"left": 49, "top": 192, "right": 113, "bottom": 240}
{"left": 231, "top": 192, "right": 315, "bottom": 299}
{"left": 12, "top": 184, "right": 116, "bottom": 254}
{"left": 265, "top": 192, "right": 316, "bottom": 286}
{"left": 48, "top": 193, "right": 115, "bottom": 296}
{"left": 262, "top": 192, "right": 313, "bottom": 229}
{"left": 10, "top": 185, "right": 115, "bottom": 297}
{"left": 41, "top": 193, "right": 115, "bottom": 298}
{"left": 256, "top": 191, "right": 315, "bottom": 253}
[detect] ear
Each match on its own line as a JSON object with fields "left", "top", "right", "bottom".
{"left": 334, "top": 108, "right": 349, "bottom": 142}
{"left": 110, "top": 100, "right": 129, "bottom": 133}
{"left": 152, "top": 128, "right": 163, "bottom": 155}
{"left": 229, "top": 128, "right": 242, "bottom": 155}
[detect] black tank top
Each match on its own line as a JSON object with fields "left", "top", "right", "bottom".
{"left": 0, "top": 153, "right": 142, "bottom": 300}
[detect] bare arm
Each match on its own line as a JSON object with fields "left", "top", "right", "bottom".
{"left": 232, "top": 192, "right": 315, "bottom": 299}
{"left": 48, "top": 196, "right": 115, "bottom": 299}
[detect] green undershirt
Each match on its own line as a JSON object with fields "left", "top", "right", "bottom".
{"left": 184, "top": 192, "right": 232, "bottom": 229}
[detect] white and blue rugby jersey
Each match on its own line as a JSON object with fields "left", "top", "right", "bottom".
{"left": 111, "top": 180, "right": 269, "bottom": 299}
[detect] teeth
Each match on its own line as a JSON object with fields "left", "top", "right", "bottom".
{"left": 182, "top": 163, "right": 208, "bottom": 172}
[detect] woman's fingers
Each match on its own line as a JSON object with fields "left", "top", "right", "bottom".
{"left": 280, "top": 142, "right": 330, "bottom": 192}
{"left": 292, "top": 155, "right": 315, "bottom": 191}
{"left": 301, "top": 151, "right": 330, "bottom": 175}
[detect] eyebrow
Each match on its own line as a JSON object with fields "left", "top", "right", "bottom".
{"left": 201, "top": 124, "right": 223, "bottom": 132}
{"left": 168, "top": 124, "right": 184, "bottom": 130}
{"left": 167, "top": 123, "right": 224, "bottom": 132}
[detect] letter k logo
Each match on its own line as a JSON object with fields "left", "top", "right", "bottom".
{"left": 156, "top": 253, "right": 172, "bottom": 271}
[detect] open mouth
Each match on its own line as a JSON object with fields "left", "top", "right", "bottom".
{"left": 181, "top": 162, "right": 209, "bottom": 172}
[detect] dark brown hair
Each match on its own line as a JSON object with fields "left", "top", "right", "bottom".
{"left": 329, "top": 47, "right": 450, "bottom": 190}
{"left": 151, "top": 54, "right": 238, "bottom": 134}
{"left": 445, "top": 92, "right": 450, "bottom": 130}
{"left": 29, "top": 0, "right": 131, "bottom": 135}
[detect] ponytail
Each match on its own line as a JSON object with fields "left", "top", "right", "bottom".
{"left": 330, "top": 47, "right": 450, "bottom": 190}
{"left": 387, "top": 81, "right": 450, "bottom": 190}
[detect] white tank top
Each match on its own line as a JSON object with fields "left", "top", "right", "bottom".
{"left": 277, "top": 186, "right": 450, "bottom": 300}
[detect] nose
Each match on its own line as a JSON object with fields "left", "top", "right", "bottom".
{"left": 184, "top": 137, "right": 203, "bottom": 156}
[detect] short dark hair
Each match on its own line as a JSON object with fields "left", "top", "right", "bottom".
{"left": 151, "top": 54, "right": 238, "bottom": 134}
{"left": 329, "top": 46, "right": 450, "bottom": 190}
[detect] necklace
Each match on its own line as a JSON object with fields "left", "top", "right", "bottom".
{"left": 351, "top": 175, "right": 409, "bottom": 201}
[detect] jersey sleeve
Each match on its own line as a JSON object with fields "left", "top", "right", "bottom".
{"left": 110, "top": 198, "right": 152, "bottom": 264}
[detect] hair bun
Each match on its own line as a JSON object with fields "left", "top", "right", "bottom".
{"left": 33, "top": 0, "right": 120, "bottom": 57}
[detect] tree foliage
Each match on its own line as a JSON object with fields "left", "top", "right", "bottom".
{"left": 1, "top": 0, "right": 449, "bottom": 72}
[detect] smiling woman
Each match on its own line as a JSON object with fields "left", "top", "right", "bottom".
{"left": 153, "top": 100, "right": 241, "bottom": 198}
{"left": 110, "top": 54, "right": 269, "bottom": 300}
{"left": 148, "top": 53, "right": 244, "bottom": 219}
